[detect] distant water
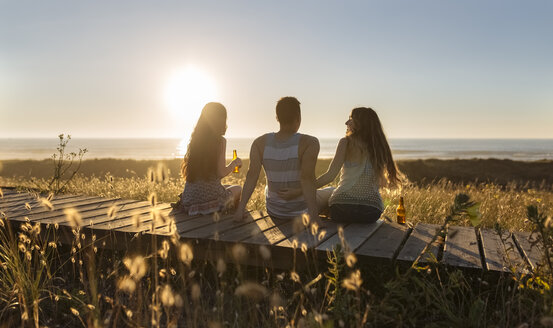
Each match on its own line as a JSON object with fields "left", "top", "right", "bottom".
{"left": 0, "top": 138, "right": 552, "bottom": 161}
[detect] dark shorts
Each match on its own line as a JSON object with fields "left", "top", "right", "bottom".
{"left": 330, "top": 204, "right": 382, "bottom": 223}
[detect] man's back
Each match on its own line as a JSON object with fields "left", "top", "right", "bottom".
{"left": 262, "top": 132, "right": 306, "bottom": 219}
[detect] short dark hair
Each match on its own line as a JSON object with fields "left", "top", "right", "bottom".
{"left": 276, "top": 97, "right": 301, "bottom": 125}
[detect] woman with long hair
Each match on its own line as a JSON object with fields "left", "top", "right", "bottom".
{"left": 279, "top": 107, "right": 400, "bottom": 222}
{"left": 179, "top": 102, "right": 242, "bottom": 215}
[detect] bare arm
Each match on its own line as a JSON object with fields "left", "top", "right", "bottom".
{"left": 300, "top": 136, "right": 320, "bottom": 221}
{"left": 315, "top": 137, "right": 347, "bottom": 188}
{"left": 233, "top": 136, "right": 263, "bottom": 221}
{"left": 217, "top": 138, "right": 242, "bottom": 178}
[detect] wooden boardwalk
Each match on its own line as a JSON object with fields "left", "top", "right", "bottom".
{"left": 0, "top": 188, "right": 544, "bottom": 273}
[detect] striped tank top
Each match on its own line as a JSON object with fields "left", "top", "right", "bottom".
{"left": 263, "top": 132, "right": 307, "bottom": 218}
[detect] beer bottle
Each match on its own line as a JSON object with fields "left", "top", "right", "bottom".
{"left": 396, "top": 196, "right": 406, "bottom": 224}
{"left": 232, "top": 150, "right": 239, "bottom": 173}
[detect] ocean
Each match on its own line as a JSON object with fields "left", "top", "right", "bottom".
{"left": 0, "top": 138, "right": 552, "bottom": 161}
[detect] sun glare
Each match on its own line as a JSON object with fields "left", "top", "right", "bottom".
{"left": 164, "top": 66, "right": 218, "bottom": 124}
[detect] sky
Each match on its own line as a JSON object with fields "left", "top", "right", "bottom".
{"left": 1, "top": 0, "right": 552, "bottom": 139}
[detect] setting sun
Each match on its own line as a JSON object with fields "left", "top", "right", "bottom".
{"left": 163, "top": 66, "right": 218, "bottom": 123}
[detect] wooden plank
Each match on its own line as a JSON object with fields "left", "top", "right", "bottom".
{"left": 242, "top": 219, "right": 296, "bottom": 245}
{"left": 0, "top": 192, "right": 34, "bottom": 205}
{"left": 37, "top": 199, "right": 138, "bottom": 225}
{"left": 479, "top": 229, "right": 526, "bottom": 272}
{"left": 442, "top": 226, "right": 482, "bottom": 270}
{"left": 277, "top": 219, "right": 339, "bottom": 249}
{"left": 5, "top": 195, "right": 95, "bottom": 217}
{"left": 513, "top": 231, "right": 544, "bottom": 271}
{"left": 355, "top": 222, "right": 410, "bottom": 260}
{"left": 0, "top": 188, "right": 17, "bottom": 197}
{"left": 117, "top": 207, "right": 193, "bottom": 234}
{"left": 180, "top": 211, "right": 266, "bottom": 240}
{"left": 316, "top": 219, "right": 384, "bottom": 252}
{"left": 217, "top": 213, "right": 284, "bottom": 243}
{"left": 396, "top": 223, "right": 441, "bottom": 263}
{"left": 0, "top": 194, "right": 42, "bottom": 210}
{"left": 89, "top": 204, "right": 172, "bottom": 230}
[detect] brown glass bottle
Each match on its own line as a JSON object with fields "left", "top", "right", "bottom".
{"left": 396, "top": 196, "right": 406, "bottom": 224}
{"left": 232, "top": 150, "right": 239, "bottom": 173}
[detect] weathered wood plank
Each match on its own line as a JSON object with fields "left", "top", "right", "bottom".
{"left": 479, "top": 229, "right": 527, "bottom": 272}
{"left": 396, "top": 223, "right": 441, "bottom": 263}
{"left": 513, "top": 231, "right": 544, "bottom": 271}
{"left": 355, "top": 222, "right": 410, "bottom": 260}
{"left": 316, "top": 220, "right": 384, "bottom": 252}
{"left": 5, "top": 195, "right": 99, "bottom": 217}
{"left": 242, "top": 219, "right": 296, "bottom": 245}
{"left": 24, "top": 198, "right": 126, "bottom": 223}
{"left": 195, "top": 211, "right": 267, "bottom": 241}
{"left": 117, "top": 207, "right": 193, "bottom": 234}
{"left": 90, "top": 204, "right": 172, "bottom": 230}
{"left": 216, "top": 213, "right": 284, "bottom": 243}
{"left": 0, "top": 188, "right": 17, "bottom": 197}
{"left": 277, "top": 219, "right": 339, "bottom": 249}
{"left": 443, "top": 226, "right": 482, "bottom": 270}
{"left": 0, "top": 192, "right": 34, "bottom": 205}
{"left": 0, "top": 194, "right": 49, "bottom": 210}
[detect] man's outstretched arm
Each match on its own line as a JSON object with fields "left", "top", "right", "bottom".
{"left": 233, "top": 137, "right": 263, "bottom": 221}
{"left": 300, "top": 136, "right": 320, "bottom": 222}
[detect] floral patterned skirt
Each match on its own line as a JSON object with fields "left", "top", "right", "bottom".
{"left": 179, "top": 180, "right": 233, "bottom": 216}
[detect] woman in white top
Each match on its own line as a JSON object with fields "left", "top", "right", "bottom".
{"left": 279, "top": 107, "right": 400, "bottom": 222}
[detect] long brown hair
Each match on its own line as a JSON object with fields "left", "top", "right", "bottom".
{"left": 181, "top": 102, "right": 227, "bottom": 182}
{"left": 346, "top": 107, "right": 400, "bottom": 187}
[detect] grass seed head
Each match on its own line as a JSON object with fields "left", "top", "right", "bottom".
{"left": 318, "top": 230, "right": 327, "bottom": 241}
{"left": 302, "top": 213, "right": 310, "bottom": 226}
{"left": 310, "top": 222, "right": 319, "bottom": 236}
{"left": 179, "top": 243, "right": 194, "bottom": 266}
{"left": 40, "top": 198, "right": 53, "bottom": 211}
{"left": 290, "top": 271, "right": 301, "bottom": 283}
{"left": 124, "top": 255, "right": 147, "bottom": 280}
{"left": 346, "top": 253, "right": 357, "bottom": 267}
{"left": 117, "top": 276, "right": 136, "bottom": 294}
{"left": 64, "top": 208, "right": 82, "bottom": 228}
{"left": 342, "top": 269, "right": 362, "bottom": 291}
{"left": 160, "top": 284, "right": 175, "bottom": 307}
{"left": 216, "top": 258, "right": 226, "bottom": 274}
{"left": 232, "top": 243, "right": 247, "bottom": 262}
{"left": 70, "top": 308, "right": 80, "bottom": 317}
{"left": 159, "top": 240, "right": 170, "bottom": 259}
{"left": 148, "top": 192, "right": 157, "bottom": 206}
{"left": 235, "top": 282, "right": 269, "bottom": 301}
{"left": 259, "top": 245, "right": 271, "bottom": 260}
{"left": 107, "top": 205, "right": 117, "bottom": 219}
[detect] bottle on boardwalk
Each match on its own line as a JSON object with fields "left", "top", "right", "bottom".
{"left": 396, "top": 196, "right": 406, "bottom": 224}
{"left": 232, "top": 150, "right": 240, "bottom": 173}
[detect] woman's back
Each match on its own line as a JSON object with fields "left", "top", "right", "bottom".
{"left": 329, "top": 156, "right": 384, "bottom": 212}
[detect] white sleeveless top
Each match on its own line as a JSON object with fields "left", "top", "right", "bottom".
{"left": 263, "top": 133, "right": 307, "bottom": 218}
{"left": 329, "top": 156, "right": 385, "bottom": 211}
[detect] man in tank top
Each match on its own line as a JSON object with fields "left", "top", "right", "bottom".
{"left": 233, "top": 97, "right": 320, "bottom": 222}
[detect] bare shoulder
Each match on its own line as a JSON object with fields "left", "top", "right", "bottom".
{"left": 299, "top": 134, "right": 320, "bottom": 148}
{"left": 250, "top": 134, "right": 267, "bottom": 159}
{"left": 252, "top": 134, "right": 267, "bottom": 149}
{"left": 299, "top": 134, "right": 320, "bottom": 157}
{"left": 337, "top": 137, "right": 348, "bottom": 148}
